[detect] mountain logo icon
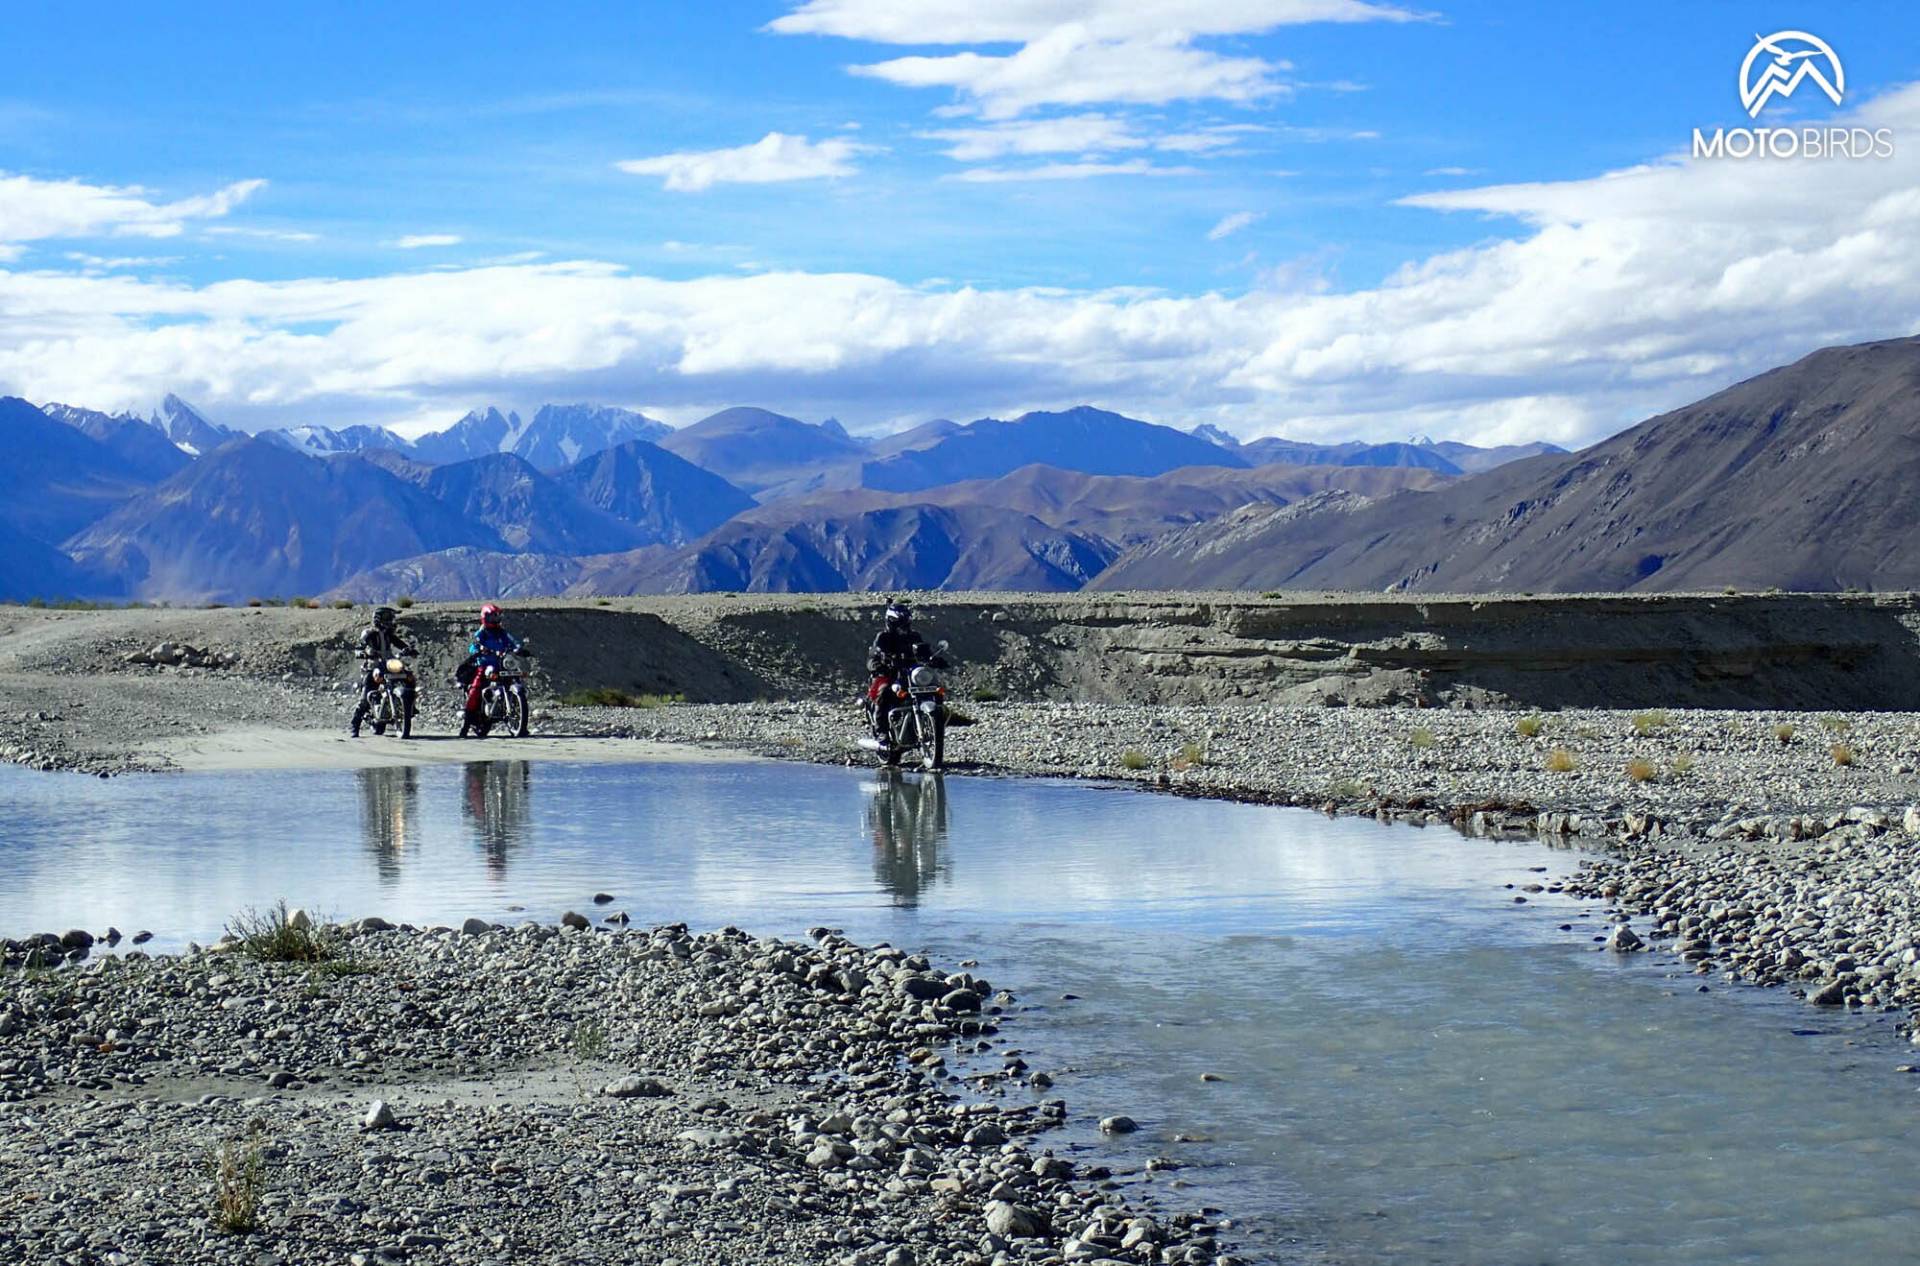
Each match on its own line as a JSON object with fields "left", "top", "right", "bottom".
{"left": 1739, "top": 31, "right": 1844, "bottom": 118}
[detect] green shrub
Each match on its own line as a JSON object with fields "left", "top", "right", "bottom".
{"left": 1409, "top": 725, "right": 1436, "bottom": 749}
{"left": 1120, "top": 749, "right": 1150, "bottom": 771}
{"left": 1546, "top": 747, "right": 1577, "bottom": 773}
{"left": 1625, "top": 757, "right": 1657, "bottom": 783}
{"left": 226, "top": 901, "right": 339, "bottom": 964}
{"left": 1832, "top": 743, "right": 1855, "bottom": 767}
{"left": 570, "top": 1018, "right": 610, "bottom": 1061}
{"left": 331, "top": 599, "right": 354, "bottom": 610}
{"left": 1773, "top": 722, "right": 1796, "bottom": 744}
{"left": 1671, "top": 754, "right": 1695, "bottom": 776}
{"left": 1177, "top": 741, "right": 1208, "bottom": 768}
{"left": 1515, "top": 715, "right": 1544, "bottom": 738}
{"left": 210, "top": 1120, "right": 266, "bottom": 1234}
{"left": 1819, "top": 715, "right": 1851, "bottom": 733}
{"left": 970, "top": 685, "right": 1004, "bottom": 702}
{"left": 395, "top": 596, "right": 415, "bottom": 609}
{"left": 1630, "top": 709, "right": 1669, "bottom": 736}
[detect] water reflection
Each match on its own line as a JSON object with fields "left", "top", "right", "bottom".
{"left": 462, "top": 760, "right": 531, "bottom": 876}
{"left": 356, "top": 765, "right": 419, "bottom": 883}
{"left": 865, "top": 770, "right": 949, "bottom": 906}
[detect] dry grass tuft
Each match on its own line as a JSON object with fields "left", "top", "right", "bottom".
{"left": 1546, "top": 747, "right": 1577, "bottom": 773}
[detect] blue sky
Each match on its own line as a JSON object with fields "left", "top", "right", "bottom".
{"left": 3, "top": 2, "right": 1920, "bottom": 444}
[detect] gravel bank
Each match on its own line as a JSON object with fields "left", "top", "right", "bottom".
{"left": 0, "top": 920, "right": 1245, "bottom": 1265}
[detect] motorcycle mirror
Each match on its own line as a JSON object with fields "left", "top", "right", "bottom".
{"left": 935, "top": 640, "right": 950, "bottom": 654}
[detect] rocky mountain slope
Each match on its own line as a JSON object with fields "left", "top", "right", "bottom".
{"left": 1097, "top": 335, "right": 1920, "bottom": 594}
{"left": 42, "top": 403, "right": 195, "bottom": 483}
{"left": 65, "top": 439, "right": 501, "bottom": 601}
{"left": 369, "top": 451, "right": 648, "bottom": 555}
{"left": 553, "top": 439, "right": 756, "bottom": 544}
{"left": 588, "top": 503, "right": 1116, "bottom": 594}
{"left": 0, "top": 397, "right": 159, "bottom": 544}
{"left": 654, "top": 406, "right": 869, "bottom": 498}
{"left": 859, "top": 405, "right": 1244, "bottom": 492}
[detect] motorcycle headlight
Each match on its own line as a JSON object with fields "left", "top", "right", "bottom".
{"left": 909, "top": 666, "right": 937, "bottom": 690}
{"left": 386, "top": 659, "right": 405, "bottom": 674}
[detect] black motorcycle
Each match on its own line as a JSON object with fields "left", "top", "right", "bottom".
{"left": 356, "top": 651, "right": 417, "bottom": 739}
{"left": 861, "top": 640, "right": 951, "bottom": 770}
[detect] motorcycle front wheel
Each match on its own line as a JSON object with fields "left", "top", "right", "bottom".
{"left": 926, "top": 711, "right": 945, "bottom": 771}
{"left": 510, "top": 686, "right": 529, "bottom": 738}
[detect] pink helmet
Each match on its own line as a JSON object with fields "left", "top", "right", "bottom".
{"left": 480, "top": 603, "right": 503, "bottom": 628}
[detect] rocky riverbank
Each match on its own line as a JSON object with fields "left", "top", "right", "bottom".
{"left": 0, "top": 918, "right": 1244, "bottom": 1265}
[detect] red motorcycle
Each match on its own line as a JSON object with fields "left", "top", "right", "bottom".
{"left": 456, "top": 645, "right": 534, "bottom": 739}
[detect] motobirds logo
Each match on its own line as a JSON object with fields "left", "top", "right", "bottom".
{"left": 1693, "top": 31, "right": 1893, "bottom": 159}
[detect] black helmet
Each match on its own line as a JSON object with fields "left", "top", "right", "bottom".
{"left": 884, "top": 601, "right": 912, "bottom": 631}
{"left": 373, "top": 606, "right": 398, "bottom": 629}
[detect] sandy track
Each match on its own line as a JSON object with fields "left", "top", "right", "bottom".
{"left": 147, "top": 726, "right": 754, "bottom": 772}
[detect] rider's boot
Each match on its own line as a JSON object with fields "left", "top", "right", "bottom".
{"left": 349, "top": 700, "right": 366, "bottom": 738}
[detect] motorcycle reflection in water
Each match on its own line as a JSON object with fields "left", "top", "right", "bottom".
{"left": 464, "top": 761, "right": 532, "bottom": 877}
{"left": 356, "top": 766, "right": 420, "bottom": 883}
{"left": 865, "top": 770, "right": 949, "bottom": 907}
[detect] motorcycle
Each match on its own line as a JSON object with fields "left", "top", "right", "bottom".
{"left": 459, "top": 644, "right": 535, "bottom": 739}
{"left": 860, "top": 640, "right": 950, "bottom": 770}
{"left": 357, "top": 651, "right": 417, "bottom": 739}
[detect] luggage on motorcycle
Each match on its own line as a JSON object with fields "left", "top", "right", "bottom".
{"left": 454, "top": 658, "right": 478, "bottom": 687}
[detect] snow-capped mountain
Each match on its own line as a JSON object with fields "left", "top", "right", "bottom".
{"left": 149, "top": 393, "right": 235, "bottom": 456}
{"left": 511, "top": 404, "right": 671, "bottom": 471}
{"left": 408, "top": 406, "right": 520, "bottom": 465}
{"left": 265, "top": 423, "right": 414, "bottom": 457}
{"left": 42, "top": 402, "right": 194, "bottom": 482}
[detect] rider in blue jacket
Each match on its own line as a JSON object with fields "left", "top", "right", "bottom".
{"left": 460, "top": 602, "right": 523, "bottom": 737}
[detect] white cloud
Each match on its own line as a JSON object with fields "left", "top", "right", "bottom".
{"left": 1208, "top": 211, "right": 1263, "bottom": 240}
{"left": 616, "top": 132, "right": 872, "bottom": 192}
{"left": 204, "top": 225, "right": 321, "bottom": 243}
{"left": 855, "top": 27, "right": 1284, "bottom": 119}
{"left": 390, "top": 234, "right": 463, "bottom": 249}
{"left": 769, "top": 0, "right": 1424, "bottom": 44}
{"left": 922, "top": 114, "right": 1144, "bottom": 161}
{"left": 951, "top": 159, "right": 1197, "bottom": 182}
{"left": 7, "top": 84, "right": 1920, "bottom": 450}
{"left": 63, "top": 252, "right": 181, "bottom": 270}
{"left": 1424, "top": 165, "right": 1482, "bottom": 177}
{"left": 0, "top": 173, "right": 265, "bottom": 245}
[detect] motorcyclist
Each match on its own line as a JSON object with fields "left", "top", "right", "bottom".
{"left": 458, "top": 602, "right": 527, "bottom": 737}
{"left": 349, "top": 606, "right": 416, "bottom": 738}
{"left": 866, "top": 600, "right": 940, "bottom": 746}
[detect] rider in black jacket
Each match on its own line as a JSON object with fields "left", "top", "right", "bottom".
{"left": 350, "top": 606, "right": 416, "bottom": 737}
{"left": 867, "top": 601, "right": 935, "bottom": 745}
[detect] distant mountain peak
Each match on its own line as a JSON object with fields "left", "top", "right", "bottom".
{"left": 1191, "top": 423, "right": 1240, "bottom": 448}
{"left": 148, "top": 394, "right": 234, "bottom": 456}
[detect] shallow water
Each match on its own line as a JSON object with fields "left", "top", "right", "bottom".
{"left": 4, "top": 759, "right": 1919, "bottom": 1264}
